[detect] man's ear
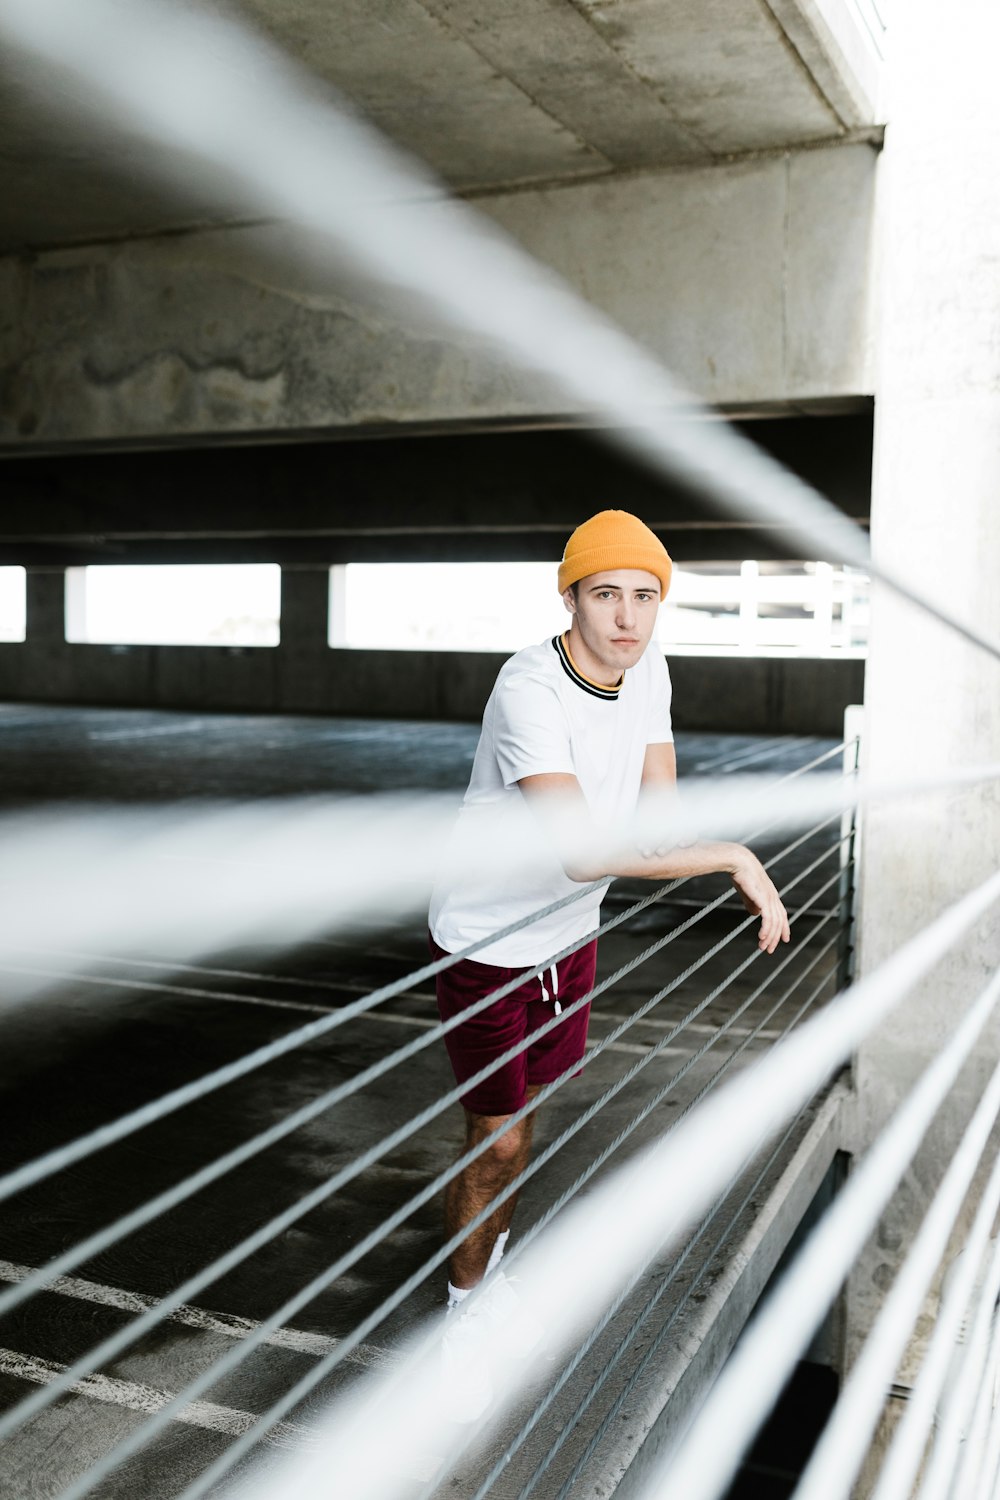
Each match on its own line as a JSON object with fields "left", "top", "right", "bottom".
{"left": 562, "top": 586, "right": 577, "bottom": 617}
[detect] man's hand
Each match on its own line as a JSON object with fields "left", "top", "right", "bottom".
{"left": 729, "top": 850, "right": 791, "bottom": 954}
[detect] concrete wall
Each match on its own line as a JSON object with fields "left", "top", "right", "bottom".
{"left": 847, "top": 1, "right": 1000, "bottom": 1484}
{"left": 0, "top": 566, "right": 863, "bottom": 734}
{"left": 0, "top": 143, "right": 877, "bottom": 450}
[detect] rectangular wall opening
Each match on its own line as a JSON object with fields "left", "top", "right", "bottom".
{"left": 329, "top": 561, "right": 869, "bottom": 657}
{"left": 65, "top": 565, "right": 281, "bottom": 647}
{"left": 329, "top": 562, "right": 558, "bottom": 653}
{"left": 0, "top": 566, "right": 27, "bottom": 643}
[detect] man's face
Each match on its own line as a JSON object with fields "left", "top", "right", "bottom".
{"left": 563, "top": 568, "right": 662, "bottom": 677}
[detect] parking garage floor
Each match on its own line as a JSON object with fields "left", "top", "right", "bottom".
{"left": 0, "top": 705, "right": 850, "bottom": 1500}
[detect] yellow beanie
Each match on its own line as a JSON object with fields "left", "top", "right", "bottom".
{"left": 557, "top": 510, "right": 672, "bottom": 598}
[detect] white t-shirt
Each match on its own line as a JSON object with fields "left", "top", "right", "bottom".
{"left": 428, "top": 634, "right": 674, "bottom": 965}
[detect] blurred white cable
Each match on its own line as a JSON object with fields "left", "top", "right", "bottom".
{"left": 793, "top": 969, "right": 1000, "bottom": 1500}
{"left": 987, "top": 1395, "right": 1000, "bottom": 1500}
{"left": 0, "top": 763, "right": 996, "bottom": 1015}
{"left": 943, "top": 1299, "right": 1000, "bottom": 1500}
{"left": 870, "top": 1172, "right": 1000, "bottom": 1500}
{"left": 638, "top": 953, "right": 1000, "bottom": 1500}
{"left": 957, "top": 1277, "right": 1000, "bottom": 1500}
{"left": 164, "top": 870, "right": 1000, "bottom": 1500}
{"left": 974, "top": 1348, "right": 1000, "bottom": 1500}
{"left": 918, "top": 1222, "right": 1000, "bottom": 1500}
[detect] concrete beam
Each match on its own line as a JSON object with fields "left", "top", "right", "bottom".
{"left": 0, "top": 143, "right": 877, "bottom": 449}
{"left": 0, "top": 414, "right": 872, "bottom": 567}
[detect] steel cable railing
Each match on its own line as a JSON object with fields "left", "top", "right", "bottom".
{"left": 504, "top": 857, "right": 847, "bottom": 1260}
{"left": 917, "top": 1210, "right": 1000, "bottom": 1500}
{"left": 792, "top": 987, "right": 1000, "bottom": 1500}
{"left": 0, "top": 807, "right": 850, "bottom": 1498}
{"left": 870, "top": 1137, "right": 1000, "bottom": 1500}
{"left": 0, "top": 735, "right": 849, "bottom": 1002}
{"left": 0, "top": 758, "right": 850, "bottom": 1498}
{"left": 977, "top": 1329, "right": 1000, "bottom": 1500}
{"left": 0, "top": 861, "right": 762, "bottom": 1343}
{"left": 403, "top": 878, "right": 849, "bottom": 1498}
{"left": 641, "top": 962, "right": 1000, "bottom": 1500}
{"left": 0, "top": 874, "right": 609, "bottom": 1209}
{"left": 0, "top": 749, "right": 849, "bottom": 1331}
{"left": 957, "top": 1327, "right": 1000, "bottom": 1500}
{"left": 19, "top": 751, "right": 997, "bottom": 1500}
{"left": 168, "top": 901, "right": 849, "bottom": 1500}
{"left": 0, "top": 742, "right": 854, "bottom": 1216}
{"left": 460, "top": 926, "right": 845, "bottom": 1500}
{"left": 198, "top": 868, "right": 1000, "bottom": 1500}
{"left": 922, "top": 1245, "right": 1000, "bottom": 1500}
{"left": 9, "top": 736, "right": 995, "bottom": 1317}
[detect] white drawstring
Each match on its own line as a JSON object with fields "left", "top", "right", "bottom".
{"left": 541, "top": 962, "right": 562, "bottom": 1015}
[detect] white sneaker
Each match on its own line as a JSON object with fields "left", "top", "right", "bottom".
{"left": 439, "top": 1271, "right": 547, "bottom": 1424}
{"left": 474, "top": 1271, "right": 547, "bottom": 1360}
{"left": 440, "top": 1300, "right": 495, "bottom": 1423}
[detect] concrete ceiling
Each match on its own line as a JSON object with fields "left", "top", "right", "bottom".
{"left": 0, "top": 0, "right": 884, "bottom": 254}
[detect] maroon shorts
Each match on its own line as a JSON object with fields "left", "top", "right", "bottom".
{"left": 430, "top": 935, "right": 598, "bottom": 1116}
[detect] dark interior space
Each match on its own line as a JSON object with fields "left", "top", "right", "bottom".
{"left": 0, "top": 409, "right": 873, "bottom": 567}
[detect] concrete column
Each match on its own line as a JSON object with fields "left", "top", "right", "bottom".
{"left": 15, "top": 568, "right": 71, "bottom": 696}
{"left": 276, "top": 567, "right": 333, "bottom": 712}
{"left": 848, "top": 1, "right": 1000, "bottom": 1482}
{"left": 25, "top": 568, "right": 66, "bottom": 646}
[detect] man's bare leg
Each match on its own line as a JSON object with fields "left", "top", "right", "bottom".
{"left": 445, "top": 1085, "right": 541, "bottom": 1290}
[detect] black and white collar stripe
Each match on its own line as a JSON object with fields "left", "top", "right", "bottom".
{"left": 552, "top": 634, "right": 623, "bottom": 701}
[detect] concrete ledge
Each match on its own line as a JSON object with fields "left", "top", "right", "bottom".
{"left": 600, "top": 1079, "right": 851, "bottom": 1498}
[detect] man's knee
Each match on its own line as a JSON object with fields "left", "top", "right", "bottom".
{"left": 465, "top": 1111, "right": 529, "bottom": 1167}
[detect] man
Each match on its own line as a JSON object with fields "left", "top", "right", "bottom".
{"left": 428, "top": 509, "right": 789, "bottom": 1333}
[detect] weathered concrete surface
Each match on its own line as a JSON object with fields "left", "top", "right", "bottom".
{"left": 0, "top": 143, "right": 877, "bottom": 449}
{"left": 571, "top": 0, "right": 843, "bottom": 151}
{"left": 485, "top": 143, "right": 877, "bottom": 412}
{"left": 849, "top": 2, "right": 1000, "bottom": 1487}
{"left": 0, "top": 0, "right": 883, "bottom": 253}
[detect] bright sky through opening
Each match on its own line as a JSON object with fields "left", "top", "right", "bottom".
{"left": 44, "top": 561, "right": 868, "bottom": 655}
{"left": 330, "top": 561, "right": 869, "bottom": 657}
{"left": 65, "top": 565, "right": 281, "bottom": 647}
{"left": 0, "top": 567, "right": 26, "bottom": 643}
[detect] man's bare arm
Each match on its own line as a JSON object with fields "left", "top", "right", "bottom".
{"left": 641, "top": 741, "right": 677, "bottom": 789}
{"left": 517, "top": 769, "right": 790, "bottom": 955}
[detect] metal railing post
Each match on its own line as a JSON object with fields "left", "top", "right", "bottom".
{"left": 838, "top": 704, "right": 864, "bottom": 992}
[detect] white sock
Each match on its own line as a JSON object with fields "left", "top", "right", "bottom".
{"left": 486, "top": 1229, "right": 510, "bottom": 1276}
{"left": 447, "top": 1230, "right": 511, "bottom": 1307}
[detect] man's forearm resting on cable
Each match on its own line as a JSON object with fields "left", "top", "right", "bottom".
{"left": 518, "top": 772, "right": 791, "bottom": 955}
